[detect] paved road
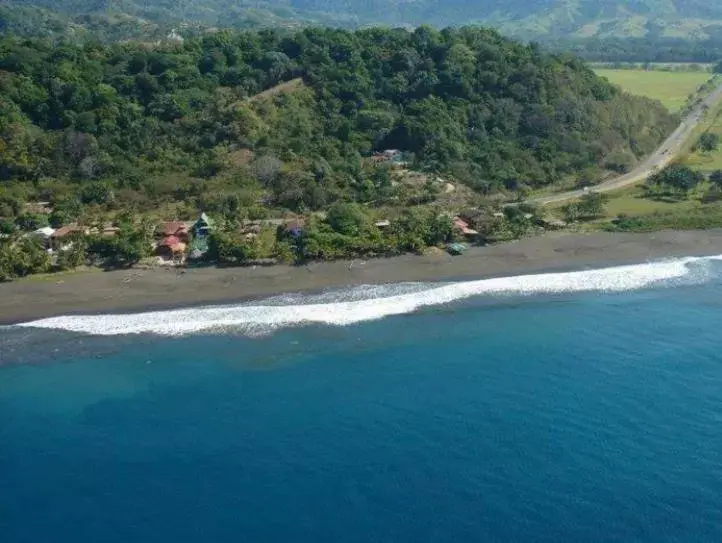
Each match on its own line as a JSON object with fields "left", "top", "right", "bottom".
{"left": 526, "top": 81, "right": 722, "bottom": 207}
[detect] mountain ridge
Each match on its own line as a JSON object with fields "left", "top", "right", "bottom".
{"left": 3, "top": 0, "right": 722, "bottom": 39}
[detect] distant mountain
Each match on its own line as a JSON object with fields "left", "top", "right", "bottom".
{"left": 3, "top": 0, "right": 722, "bottom": 39}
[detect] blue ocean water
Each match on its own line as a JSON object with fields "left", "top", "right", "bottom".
{"left": 2, "top": 258, "right": 722, "bottom": 542}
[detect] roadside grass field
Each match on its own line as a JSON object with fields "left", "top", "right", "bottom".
{"left": 683, "top": 108, "right": 722, "bottom": 173}
{"left": 601, "top": 186, "right": 698, "bottom": 217}
{"left": 594, "top": 69, "right": 713, "bottom": 112}
{"left": 547, "top": 184, "right": 707, "bottom": 227}
{"left": 548, "top": 185, "right": 687, "bottom": 218}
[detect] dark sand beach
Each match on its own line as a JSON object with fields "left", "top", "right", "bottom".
{"left": 2, "top": 229, "right": 722, "bottom": 325}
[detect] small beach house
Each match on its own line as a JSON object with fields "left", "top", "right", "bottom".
{"left": 156, "top": 235, "right": 187, "bottom": 261}
{"left": 453, "top": 217, "right": 478, "bottom": 237}
{"left": 192, "top": 213, "right": 214, "bottom": 238}
{"left": 50, "top": 225, "right": 86, "bottom": 251}
{"left": 159, "top": 221, "right": 190, "bottom": 241}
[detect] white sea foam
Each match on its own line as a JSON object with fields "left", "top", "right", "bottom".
{"left": 15, "top": 256, "right": 722, "bottom": 337}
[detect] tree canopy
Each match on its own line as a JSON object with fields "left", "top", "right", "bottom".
{"left": 0, "top": 26, "right": 676, "bottom": 215}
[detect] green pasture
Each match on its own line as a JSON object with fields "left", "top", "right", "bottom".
{"left": 594, "top": 69, "right": 713, "bottom": 112}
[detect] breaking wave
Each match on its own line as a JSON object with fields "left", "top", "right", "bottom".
{"left": 15, "top": 256, "right": 722, "bottom": 337}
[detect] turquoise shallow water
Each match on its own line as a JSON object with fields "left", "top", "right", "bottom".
{"left": 2, "top": 260, "right": 722, "bottom": 542}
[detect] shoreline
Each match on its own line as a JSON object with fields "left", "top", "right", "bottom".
{"left": 2, "top": 229, "right": 722, "bottom": 325}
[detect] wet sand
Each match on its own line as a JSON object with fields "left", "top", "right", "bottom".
{"left": 2, "top": 229, "right": 722, "bottom": 325}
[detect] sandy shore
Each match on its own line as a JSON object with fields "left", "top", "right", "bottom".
{"left": 2, "top": 229, "right": 722, "bottom": 325}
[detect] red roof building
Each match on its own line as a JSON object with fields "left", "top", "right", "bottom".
{"left": 453, "top": 217, "right": 478, "bottom": 236}
{"left": 159, "top": 221, "right": 189, "bottom": 238}
{"left": 51, "top": 225, "right": 85, "bottom": 239}
{"left": 159, "top": 235, "right": 181, "bottom": 247}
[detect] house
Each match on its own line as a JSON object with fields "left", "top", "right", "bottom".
{"left": 192, "top": 213, "right": 214, "bottom": 238}
{"left": 159, "top": 221, "right": 190, "bottom": 241}
{"left": 157, "top": 221, "right": 189, "bottom": 252}
{"left": 50, "top": 225, "right": 86, "bottom": 251}
{"left": 453, "top": 217, "right": 478, "bottom": 236}
{"left": 159, "top": 235, "right": 181, "bottom": 248}
{"left": 52, "top": 225, "right": 86, "bottom": 238}
{"left": 156, "top": 235, "right": 187, "bottom": 261}
{"left": 88, "top": 223, "right": 120, "bottom": 238}
{"left": 375, "top": 220, "right": 391, "bottom": 229}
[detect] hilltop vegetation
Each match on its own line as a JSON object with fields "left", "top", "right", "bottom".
{"left": 4, "top": 0, "right": 722, "bottom": 39}
{"left": 0, "top": 27, "right": 675, "bottom": 205}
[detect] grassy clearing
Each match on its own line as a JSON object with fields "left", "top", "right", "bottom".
{"left": 594, "top": 69, "right": 713, "bottom": 112}
{"left": 600, "top": 185, "right": 701, "bottom": 216}
{"left": 588, "top": 62, "right": 716, "bottom": 71}
{"left": 547, "top": 185, "right": 682, "bottom": 218}
{"left": 682, "top": 107, "right": 722, "bottom": 173}
{"left": 603, "top": 204, "right": 722, "bottom": 232}
{"left": 546, "top": 183, "right": 722, "bottom": 233}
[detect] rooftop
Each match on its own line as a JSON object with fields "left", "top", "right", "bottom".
{"left": 159, "top": 235, "right": 181, "bottom": 247}
{"left": 160, "top": 221, "right": 189, "bottom": 236}
{"left": 52, "top": 225, "right": 85, "bottom": 238}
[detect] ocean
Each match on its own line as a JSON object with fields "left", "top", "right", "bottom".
{"left": 2, "top": 256, "right": 722, "bottom": 542}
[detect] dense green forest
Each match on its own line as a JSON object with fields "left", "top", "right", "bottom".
{"left": 0, "top": 4, "right": 175, "bottom": 43}
{"left": 0, "top": 26, "right": 675, "bottom": 202}
{"left": 0, "top": 26, "right": 677, "bottom": 276}
{"left": 4, "top": 0, "right": 722, "bottom": 39}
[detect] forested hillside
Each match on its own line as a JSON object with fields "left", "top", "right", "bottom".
{"left": 0, "top": 26, "right": 675, "bottom": 214}
{"left": 4, "top": 0, "right": 722, "bottom": 39}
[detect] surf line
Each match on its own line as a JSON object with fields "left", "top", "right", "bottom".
{"left": 14, "top": 255, "right": 720, "bottom": 336}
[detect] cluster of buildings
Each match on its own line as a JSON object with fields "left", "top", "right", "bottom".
{"left": 31, "top": 224, "right": 116, "bottom": 253}
{"left": 20, "top": 208, "right": 313, "bottom": 265}
{"left": 155, "top": 213, "right": 214, "bottom": 262}
{"left": 155, "top": 214, "right": 308, "bottom": 263}
{"left": 14, "top": 187, "right": 571, "bottom": 269}
{"left": 26, "top": 213, "right": 215, "bottom": 262}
